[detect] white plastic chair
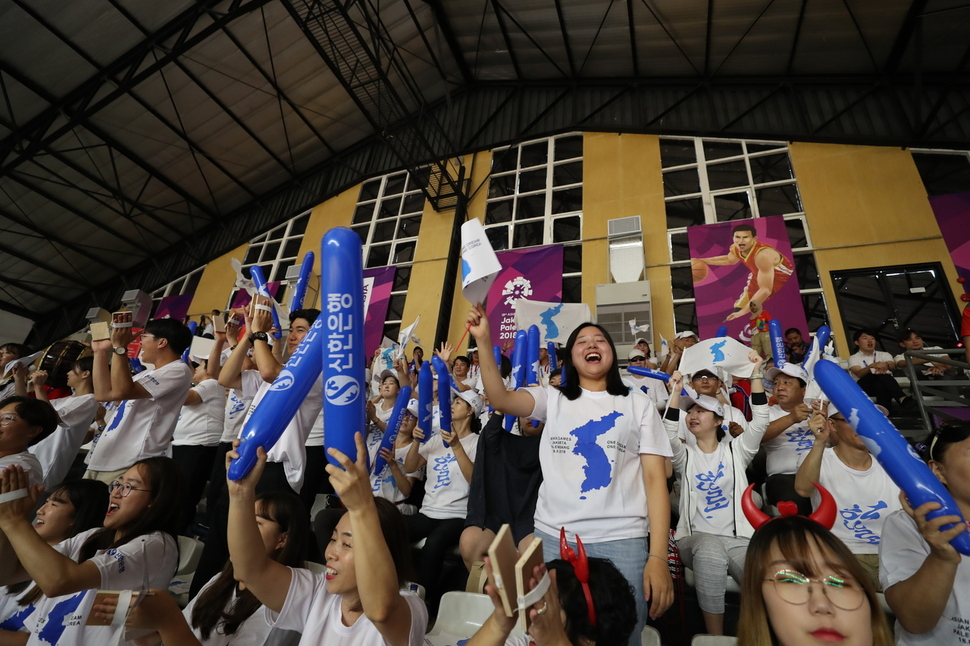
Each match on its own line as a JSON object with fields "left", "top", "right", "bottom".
{"left": 176, "top": 536, "right": 204, "bottom": 577}
{"left": 425, "top": 591, "right": 508, "bottom": 645}
{"left": 306, "top": 561, "right": 327, "bottom": 575}
{"left": 641, "top": 625, "right": 662, "bottom": 646}
{"left": 692, "top": 635, "right": 738, "bottom": 645}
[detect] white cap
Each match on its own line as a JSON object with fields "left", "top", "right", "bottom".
{"left": 678, "top": 394, "right": 726, "bottom": 417}
{"left": 765, "top": 363, "right": 810, "bottom": 384}
{"left": 628, "top": 349, "right": 646, "bottom": 360}
{"left": 675, "top": 330, "right": 699, "bottom": 340}
{"left": 635, "top": 337, "right": 649, "bottom": 346}
{"left": 456, "top": 390, "right": 484, "bottom": 416}
{"left": 378, "top": 369, "right": 398, "bottom": 383}
{"left": 406, "top": 398, "right": 419, "bottom": 417}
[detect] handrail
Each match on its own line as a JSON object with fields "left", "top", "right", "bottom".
{"left": 902, "top": 349, "right": 969, "bottom": 435}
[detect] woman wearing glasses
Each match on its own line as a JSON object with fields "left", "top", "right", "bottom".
{"left": 878, "top": 419, "right": 970, "bottom": 644}
{"left": 738, "top": 515, "right": 893, "bottom": 645}
{"left": 0, "top": 456, "right": 184, "bottom": 646}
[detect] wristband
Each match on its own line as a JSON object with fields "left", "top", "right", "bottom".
{"left": 111, "top": 321, "right": 133, "bottom": 329}
{"left": 0, "top": 489, "right": 28, "bottom": 504}
{"left": 750, "top": 372, "right": 763, "bottom": 379}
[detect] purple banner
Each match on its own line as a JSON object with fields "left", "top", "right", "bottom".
{"left": 929, "top": 191, "right": 970, "bottom": 293}
{"left": 486, "top": 245, "right": 564, "bottom": 344}
{"left": 363, "top": 266, "right": 396, "bottom": 357}
{"left": 153, "top": 294, "right": 194, "bottom": 321}
{"left": 688, "top": 215, "right": 807, "bottom": 341}
{"left": 230, "top": 282, "right": 282, "bottom": 311}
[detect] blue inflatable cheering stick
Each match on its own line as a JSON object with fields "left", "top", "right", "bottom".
{"left": 716, "top": 325, "right": 728, "bottom": 338}
{"left": 768, "top": 318, "right": 786, "bottom": 367}
{"left": 627, "top": 365, "right": 671, "bottom": 382}
{"left": 547, "top": 342, "right": 558, "bottom": 371}
{"left": 228, "top": 315, "right": 326, "bottom": 481}
{"left": 370, "top": 386, "right": 412, "bottom": 478}
{"left": 432, "top": 356, "right": 453, "bottom": 447}
{"left": 321, "top": 228, "right": 367, "bottom": 469}
{"left": 290, "top": 251, "right": 315, "bottom": 311}
{"left": 505, "top": 330, "right": 528, "bottom": 432}
{"left": 249, "top": 265, "right": 283, "bottom": 340}
{"left": 417, "top": 361, "right": 434, "bottom": 443}
{"left": 802, "top": 325, "right": 832, "bottom": 367}
{"left": 526, "top": 325, "right": 540, "bottom": 386}
{"left": 814, "top": 361, "right": 970, "bottom": 555}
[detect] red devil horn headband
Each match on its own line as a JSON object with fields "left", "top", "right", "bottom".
{"left": 559, "top": 527, "right": 596, "bottom": 626}
{"left": 741, "top": 482, "right": 837, "bottom": 530}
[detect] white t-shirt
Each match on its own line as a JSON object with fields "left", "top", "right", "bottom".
{"left": 895, "top": 346, "right": 946, "bottom": 374}
{"left": 417, "top": 432, "right": 479, "bottom": 520}
{"left": 307, "top": 411, "right": 324, "bottom": 448}
{"left": 522, "top": 385, "right": 673, "bottom": 543}
{"left": 173, "top": 380, "right": 227, "bottom": 447}
{"left": 370, "top": 444, "right": 423, "bottom": 504}
{"left": 686, "top": 445, "right": 736, "bottom": 537}
{"left": 675, "top": 402, "right": 748, "bottom": 447}
{"left": 763, "top": 405, "right": 814, "bottom": 476}
{"left": 222, "top": 388, "right": 251, "bottom": 444}
{"left": 268, "top": 567, "right": 427, "bottom": 646}
{"left": 0, "top": 452, "right": 43, "bottom": 490}
{"left": 809, "top": 449, "right": 901, "bottom": 555}
{"left": 30, "top": 394, "right": 97, "bottom": 489}
{"left": 25, "top": 528, "right": 179, "bottom": 646}
{"left": 848, "top": 350, "right": 895, "bottom": 382}
{"left": 183, "top": 572, "right": 295, "bottom": 646}
{"left": 87, "top": 360, "right": 193, "bottom": 471}
{"left": 880, "top": 510, "right": 970, "bottom": 645}
{"left": 624, "top": 375, "right": 669, "bottom": 409}
{"left": 0, "top": 582, "right": 38, "bottom": 630}
{"left": 241, "top": 371, "right": 323, "bottom": 493}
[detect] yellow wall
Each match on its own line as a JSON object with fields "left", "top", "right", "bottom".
{"left": 790, "top": 143, "right": 959, "bottom": 350}
{"left": 188, "top": 242, "right": 249, "bottom": 315}
{"left": 582, "top": 133, "right": 673, "bottom": 343}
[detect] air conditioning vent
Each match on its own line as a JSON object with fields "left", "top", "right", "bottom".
{"left": 608, "top": 216, "right": 642, "bottom": 237}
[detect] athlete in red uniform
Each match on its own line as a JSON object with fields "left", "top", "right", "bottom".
{"left": 696, "top": 223, "right": 795, "bottom": 322}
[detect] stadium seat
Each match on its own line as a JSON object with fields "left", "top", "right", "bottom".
{"left": 176, "top": 536, "right": 204, "bottom": 577}
{"left": 692, "top": 636, "right": 738, "bottom": 645}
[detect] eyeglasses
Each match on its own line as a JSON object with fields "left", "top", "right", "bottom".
{"left": 0, "top": 414, "right": 21, "bottom": 427}
{"left": 765, "top": 569, "right": 865, "bottom": 611}
{"left": 139, "top": 333, "right": 155, "bottom": 340}
{"left": 108, "top": 480, "right": 152, "bottom": 497}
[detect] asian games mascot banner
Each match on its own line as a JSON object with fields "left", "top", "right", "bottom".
{"left": 688, "top": 215, "right": 808, "bottom": 342}
{"left": 485, "top": 245, "right": 564, "bottom": 344}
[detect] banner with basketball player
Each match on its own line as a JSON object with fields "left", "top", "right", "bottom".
{"left": 688, "top": 215, "right": 807, "bottom": 342}
{"left": 486, "top": 245, "right": 564, "bottom": 344}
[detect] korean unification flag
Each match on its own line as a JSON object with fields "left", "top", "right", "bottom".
{"left": 513, "top": 299, "right": 592, "bottom": 343}
{"left": 460, "top": 219, "right": 502, "bottom": 305}
{"left": 397, "top": 316, "right": 421, "bottom": 361}
{"left": 679, "top": 336, "right": 755, "bottom": 380}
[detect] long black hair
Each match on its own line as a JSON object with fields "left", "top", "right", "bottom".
{"left": 558, "top": 323, "right": 628, "bottom": 401}
{"left": 79, "top": 457, "right": 185, "bottom": 562}
{"left": 191, "top": 491, "right": 309, "bottom": 640}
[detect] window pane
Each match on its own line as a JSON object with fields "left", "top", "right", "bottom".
{"left": 244, "top": 245, "right": 261, "bottom": 265}
{"left": 563, "top": 244, "right": 582, "bottom": 274}
{"left": 397, "top": 215, "right": 421, "bottom": 238}
{"left": 750, "top": 152, "right": 794, "bottom": 184}
{"left": 785, "top": 218, "right": 808, "bottom": 249}
{"left": 665, "top": 197, "right": 705, "bottom": 228}
{"left": 386, "top": 294, "right": 406, "bottom": 321}
{"left": 268, "top": 225, "right": 286, "bottom": 241}
{"left": 671, "top": 265, "right": 694, "bottom": 299}
{"left": 182, "top": 271, "right": 202, "bottom": 295}
{"left": 520, "top": 142, "right": 548, "bottom": 168}
{"left": 488, "top": 174, "right": 516, "bottom": 198}
{"left": 670, "top": 232, "right": 690, "bottom": 262}
{"left": 757, "top": 183, "right": 802, "bottom": 216}
{"left": 517, "top": 194, "right": 546, "bottom": 219}
{"left": 519, "top": 168, "right": 546, "bottom": 193}
{"left": 486, "top": 226, "right": 509, "bottom": 251}
{"left": 353, "top": 203, "right": 374, "bottom": 224}
{"left": 703, "top": 141, "right": 743, "bottom": 160}
{"left": 393, "top": 240, "right": 416, "bottom": 264}
{"left": 563, "top": 276, "right": 582, "bottom": 303}
{"left": 492, "top": 148, "right": 517, "bottom": 173}
{"left": 707, "top": 159, "right": 748, "bottom": 191}
{"left": 273, "top": 260, "right": 294, "bottom": 283}
{"left": 408, "top": 167, "right": 431, "bottom": 191}
{"left": 746, "top": 142, "right": 786, "bottom": 154}
{"left": 384, "top": 174, "right": 407, "bottom": 196}
{"left": 802, "top": 292, "right": 829, "bottom": 332}
{"left": 513, "top": 220, "right": 545, "bottom": 248}
{"left": 485, "top": 199, "right": 513, "bottom": 224}
{"left": 713, "top": 191, "right": 752, "bottom": 222}
{"left": 392, "top": 266, "right": 411, "bottom": 292}
{"left": 378, "top": 196, "right": 401, "bottom": 219}
{"left": 912, "top": 152, "right": 970, "bottom": 196}
{"left": 282, "top": 238, "right": 302, "bottom": 259}
{"left": 551, "top": 188, "right": 582, "bottom": 215}
{"left": 554, "top": 135, "right": 583, "bottom": 161}
{"left": 661, "top": 139, "right": 696, "bottom": 168}
{"left": 402, "top": 192, "right": 424, "bottom": 214}
{"left": 794, "top": 253, "right": 821, "bottom": 289}
{"left": 674, "top": 302, "right": 698, "bottom": 333}
{"left": 553, "top": 216, "right": 581, "bottom": 242}
{"left": 260, "top": 242, "right": 281, "bottom": 262}
{"left": 289, "top": 213, "right": 310, "bottom": 236}
{"left": 383, "top": 322, "right": 401, "bottom": 341}
{"left": 351, "top": 225, "right": 369, "bottom": 245}
{"left": 360, "top": 179, "right": 381, "bottom": 201}
{"left": 663, "top": 168, "right": 701, "bottom": 196}
{"left": 553, "top": 161, "right": 583, "bottom": 186}
{"left": 372, "top": 220, "right": 396, "bottom": 243}
{"left": 367, "top": 244, "right": 391, "bottom": 268}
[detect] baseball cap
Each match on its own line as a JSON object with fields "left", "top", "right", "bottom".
{"left": 628, "top": 349, "right": 646, "bottom": 360}
{"left": 406, "top": 398, "right": 419, "bottom": 417}
{"left": 675, "top": 331, "right": 699, "bottom": 340}
{"left": 456, "top": 390, "right": 484, "bottom": 416}
{"left": 765, "top": 363, "right": 810, "bottom": 384}
{"left": 678, "top": 394, "right": 726, "bottom": 417}
{"left": 635, "top": 337, "right": 649, "bottom": 345}
{"left": 378, "top": 369, "right": 398, "bottom": 383}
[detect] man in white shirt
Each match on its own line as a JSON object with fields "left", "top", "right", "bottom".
{"left": 761, "top": 363, "right": 814, "bottom": 515}
{"left": 848, "top": 329, "right": 916, "bottom": 414}
{"left": 895, "top": 328, "right": 961, "bottom": 380}
{"left": 624, "top": 349, "right": 669, "bottom": 411}
{"left": 85, "top": 317, "right": 193, "bottom": 483}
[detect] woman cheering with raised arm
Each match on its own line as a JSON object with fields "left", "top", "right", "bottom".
{"left": 466, "top": 304, "right": 673, "bottom": 646}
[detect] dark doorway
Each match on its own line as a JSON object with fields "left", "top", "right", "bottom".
{"left": 831, "top": 263, "right": 962, "bottom": 354}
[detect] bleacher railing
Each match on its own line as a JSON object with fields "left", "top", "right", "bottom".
{"left": 901, "top": 349, "right": 969, "bottom": 435}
